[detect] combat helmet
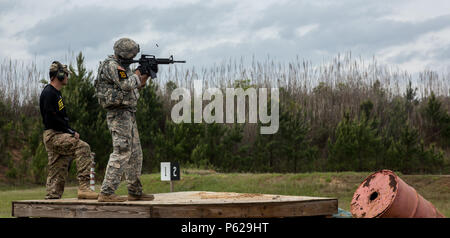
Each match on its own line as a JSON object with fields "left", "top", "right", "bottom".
{"left": 113, "top": 38, "right": 140, "bottom": 60}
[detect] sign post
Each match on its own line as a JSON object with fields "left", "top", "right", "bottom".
{"left": 161, "top": 162, "right": 180, "bottom": 192}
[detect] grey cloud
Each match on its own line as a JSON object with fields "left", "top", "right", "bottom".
{"left": 19, "top": 6, "right": 149, "bottom": 55}
{"left": 218, "top": 1, "right": 450, "bottom": 67}
{"left": 145, "top": 0, "right": 450, "bottom": 67}
{"left": 251, "top": 1, "right": 450, "bottom": 51}
{"left": 9, "top": 0, "right": 450, "bottom": 73}
{"left": 148, "top": 2, "right": 236, "bottom": 36}
{"left": 434, "top": 44, "right": 450, "bottom": 61}
{"left": 17, "top": 3, "right": 238, "bottom": 66}
{"left": 384, "top": 40, "right": 450, "bottom": 64}
{"left": 0, "top": 0, "right": 19, "bottom": 13}
{"left": 385, "top": 50, "right": 420, "bottom": 64}
{"left": 183, "top": 37, "right": 310, "bottom": 69}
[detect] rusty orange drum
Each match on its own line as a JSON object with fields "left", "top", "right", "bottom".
{"left": 350, "top": 170, "right": 444, "bottom": 218}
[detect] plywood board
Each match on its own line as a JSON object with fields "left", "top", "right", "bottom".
{"left": 12, "top": 191, "right": 338, "bottom": 218}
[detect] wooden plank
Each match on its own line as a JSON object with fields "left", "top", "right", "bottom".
{"left": 13, "top": 202, "right": 150, "bottom": 218}
{"left": 150, "top": 200, "right": 337, "bottom": 218}
{"left": 12, "top": 191, "right": 338, "bottom": 218}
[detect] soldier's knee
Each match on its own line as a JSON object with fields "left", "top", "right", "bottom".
{"left": 113, "top": 137, "right": 131, "bottom": 154}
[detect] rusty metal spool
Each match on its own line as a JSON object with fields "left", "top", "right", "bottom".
{"left": 350, "top": 170, "right": 445, "bottom": 218}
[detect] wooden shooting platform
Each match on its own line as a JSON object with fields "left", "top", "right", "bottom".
{"left": 12, "top": 191, "right": 338, "bottom": 218}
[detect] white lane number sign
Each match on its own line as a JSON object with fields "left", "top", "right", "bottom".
{"left": 161, "top": 162, "right": 180, "bottom": 181}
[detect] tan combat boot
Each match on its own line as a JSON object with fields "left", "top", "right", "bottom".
{"left": 77, "top": 182, "right": 99, "bottom": 199}
{"left": 128, "top": 193, "right": 155, "bottom": 201}
{"left": 98, "top": 193, "right": 128, "bottom": 202}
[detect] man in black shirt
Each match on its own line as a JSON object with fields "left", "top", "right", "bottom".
{"left": 39, "top": 61, "right": 98, "bottom": 200}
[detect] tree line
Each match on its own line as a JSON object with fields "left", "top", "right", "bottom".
{"left": 0, "top": 52, "right": 449, "bottom": 184}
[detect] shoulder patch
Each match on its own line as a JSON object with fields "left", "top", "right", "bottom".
{"left": 117, "top": 69, "right": 128, "bottom": 80}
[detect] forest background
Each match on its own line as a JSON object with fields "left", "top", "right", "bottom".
{"left": 0, "top": 52, "right": 449, "bottom": 184}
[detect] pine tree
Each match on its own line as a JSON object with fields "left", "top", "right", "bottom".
{"left": 423, "top": 91, "right": 450, "bottom": 147}
{"left": 62, "top": 52, "right": 111, "bottom": 172}
{"left": 328, "top": 108, "right": 382, "bottom": 172}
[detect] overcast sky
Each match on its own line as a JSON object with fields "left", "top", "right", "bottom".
{"left": 1, "top": 0, "right": 450, "bottom": 75}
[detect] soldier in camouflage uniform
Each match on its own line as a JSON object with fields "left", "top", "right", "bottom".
{"left": 95, "top": 38, "right": 155, "bottom": 202}
{"left": 40, "top": 61, "right": 98, "bottom": 200}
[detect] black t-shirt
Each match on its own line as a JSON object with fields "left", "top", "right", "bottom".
{"left": 39, "top": 84, "right": 75, "bottom": 134}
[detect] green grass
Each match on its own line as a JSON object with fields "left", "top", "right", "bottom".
{"left": 1, "top": 171, "right": 448, "bottom": 218}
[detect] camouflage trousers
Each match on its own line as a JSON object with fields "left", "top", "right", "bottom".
{"left": 43, "top": 129, "right": 93, "bottom": 199}
{"left": 100, "top": 110, "right": 143, "bottom": 196}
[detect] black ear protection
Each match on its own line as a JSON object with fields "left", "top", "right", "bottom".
{"left": 53, "top": 61, "right": 66, "bottom": 81}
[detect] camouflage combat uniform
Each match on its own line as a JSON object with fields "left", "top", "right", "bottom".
{"left": 43, "top": 130, "right": 94, "bottom": 198}
{"left": 40, "top": 61, "right": 96, "bottom": 199}
{"left": 95, "top": 55, "right": 144, "bottom": 196}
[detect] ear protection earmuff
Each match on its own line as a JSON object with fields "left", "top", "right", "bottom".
{"left": 53, "top": 61, "right": 66, "bottom": 81}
